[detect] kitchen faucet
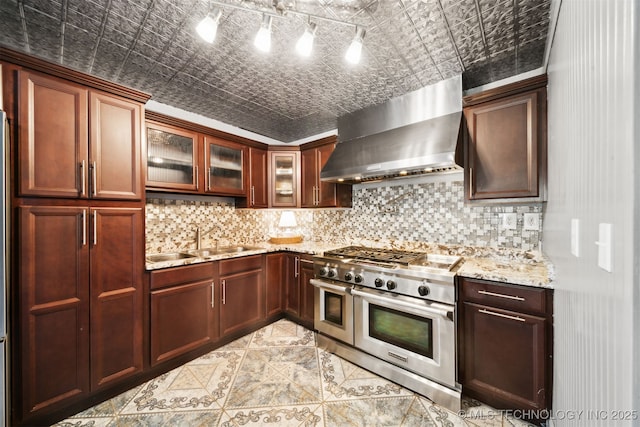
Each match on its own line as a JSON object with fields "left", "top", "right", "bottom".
{"left": 195, "top": 225, "right": 219, "bottom": 250}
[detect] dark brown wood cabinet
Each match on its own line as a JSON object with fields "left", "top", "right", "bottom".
{"left": 18, "top": 205, "right": 144, "bottom": 418}
{"left": 269, "top": 150, "right": 300, "bottom": 207}
{"left": 146, "top": 121, "right": 200, "bottom": 192}
{"left": 18, "top": 70, "right": 143, "bottom": 200}
{"left": 218, "top": 255, "right": 264, "bottom": 338}
{"left": 149, "top": 263, "right": 217, "bottom": 366}
{"left": 237, "top": 147, "right": 268, "bottom": 208}
{"left": 300, "top": 137, "right": 352, "bottom": 208}
{"left": 283, "top": 253, "right": 315, "bottom": 329}
{"left": 265, "top": 253, "right": 285, "bottom": 319}
{"left": 463, "top": 75, "right": 547, "bottom": 202}
{"left": 298, "top": 256, "right": 316, "bottom": 328}
{"left": 458, "top": 277, "right": 553, "bottom": 415}
{"left": 203, "top": 134, "right": 247, "bottom": 196}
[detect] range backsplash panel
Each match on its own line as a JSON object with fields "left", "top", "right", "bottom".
{"left": 146, "top": 179, "right": 543, "bottom": 253}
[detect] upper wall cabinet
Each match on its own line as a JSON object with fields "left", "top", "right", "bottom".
{"left": 269, "top": 150, "right": 300, "bottom": 208}
{"left": 203, "top": 135, "right": 247, "bottom": 196}
{"left": 300, "top": 137, "right": 352, "bottom": 208}
{"left": 18, "top": 70, "right": 143, "bottom": 200}
{"left": 146, "top": 121, "right": 199, "bottom": 192}
{"left": 237, "top": 146, "right": 268, "bottom": 208}
{"left": 463, "top": 75, "right": 547, "bottom": 203}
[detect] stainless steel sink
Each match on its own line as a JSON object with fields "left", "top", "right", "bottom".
{"left": 218, "top": 245, "right": 261, "bottom": 253}
{"left": 146, "top": 252, "right": 196, "bottom": 263}
{"left": 187, "top": 245, "right": 262, "bottom": 257}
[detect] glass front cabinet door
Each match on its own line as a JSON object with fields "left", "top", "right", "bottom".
{"left": 146, "top": 122, "right": 199, "bottom": 191}
{"left": 269, "top": 151, "right": 299, "bottom": 207}
{"left": 204, "top": 135, "right": 246, "bottom": 196}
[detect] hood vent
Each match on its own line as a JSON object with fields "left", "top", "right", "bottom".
{"left": 321, "top": 75, "right": 463, "bottom": 184}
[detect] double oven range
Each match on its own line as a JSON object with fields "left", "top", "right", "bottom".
{"left": 310, "top": 246, "right": 462, "bottom": 411}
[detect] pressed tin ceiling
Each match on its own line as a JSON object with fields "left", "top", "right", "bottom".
{"left": 0, "top": 0, "right": 550, "bottom": 142}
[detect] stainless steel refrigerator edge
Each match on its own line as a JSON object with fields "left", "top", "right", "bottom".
{"left": 1, "top": 110, "right": 9, "bottom": 426}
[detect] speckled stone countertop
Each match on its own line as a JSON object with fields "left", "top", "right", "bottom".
{"left": 146, "top": 240, "right": 554, "bottom": 288}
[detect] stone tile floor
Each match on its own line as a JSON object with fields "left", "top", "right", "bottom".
{"left": 55, "top": 319, "right": 535, "bottom": 426}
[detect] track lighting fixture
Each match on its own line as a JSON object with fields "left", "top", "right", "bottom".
{"left": 196, "top": 1, "right": 366, "bottom": 63}
{"left": 296, "top": 22, "right": 317, "bottom": 57}
{"left": 254, "top": 14, "right": 273, "bottom": 53}
{"left": 345, "top": 27, "right": 365, "bottom": 64}
{"left": 196, "top": 8, "right": 222, "bottom": 43}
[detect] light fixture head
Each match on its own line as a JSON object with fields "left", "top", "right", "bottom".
{"left": 254, "top": 14, "right": 273, "bottom": 52}
{"left": 196, "top": 8, "right": 222, "bottom": 43}
{"left": 296, "top": 21, "right": 317, "bottom": 57}
{"left": 345, "top": 26, "right": 365, "bottom": 64}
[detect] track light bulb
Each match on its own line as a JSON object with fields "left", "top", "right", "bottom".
{"left": 296, "top": 22, "right": 317, "bottom": 57}
{"left": 254, "top": 14, "right": 273, "bottom": 53}
{"left": 345, "top": 27, "right": 365, "bottom": 64}
{"left": 196, "top": 9, "right": 222, "bottom": 43}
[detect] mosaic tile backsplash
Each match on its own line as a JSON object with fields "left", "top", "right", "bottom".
{"left": 146, "top": 177, "right": 543, "bottom": 253}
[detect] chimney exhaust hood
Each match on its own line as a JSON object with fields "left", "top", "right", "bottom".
{"left": 321, "top": 75, "right": 463, "bottom": 184}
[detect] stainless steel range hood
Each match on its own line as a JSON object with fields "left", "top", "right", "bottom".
{"left": 321, "top": 75, "right": 463, "bottom": 183}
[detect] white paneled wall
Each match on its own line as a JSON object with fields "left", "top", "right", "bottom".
{"left": 544, "top": 0, "right": 638, "bottom": 424}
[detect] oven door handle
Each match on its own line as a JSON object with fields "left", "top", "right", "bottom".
{"left": 351, "top": 288, "right": 453, "bottom": 320}
{"left": 310, "top": 279, "right": 352, "bottom": 294}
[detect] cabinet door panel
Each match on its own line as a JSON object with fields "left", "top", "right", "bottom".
{"left": 300, "top": 149, "right": 316, "bottom": 207}
{"left": 285, "top": 254, "right": 300, "bottom": 316}
{"left": 90, "top": 208, "right": 143, "bottom": 388}
{"left": 150, "top": 280, "right": 215, "bottom": 366}
{"left": 19, "top": 71, "right": 88, "bottom": 198}
{"left": 317, "top": 144, "right": 337, "bottom": 207}
{"left": 19, "top": 206, "right": 90, "bottom": 416}
{"left": 270, "top": 152, "right": 299, "bottom": 207}
{"left": 466, "top": 91, "right": 539, "bottom": 199}
{"left": 146, "top": 122, "right": 199, "bottom": 191}
{"left": 265, "top": 253, "right": 285, "bottom": 318}
{"left": 220, "top": 269, "right": 263, "bottom": 337}
{"left": 90, "top": 92, "right": 142, "bottom": 200}
{"left": 249, "top": 147, "right": 268, "bottom": 208}
{"left": 461, "top": 302, "right": 547, "bottom": 409}
{"left": 204, "top": 135, "right": 246, "bottom": 195}
{"left": 299, "top": 259, "right": 315, "bottom": 327}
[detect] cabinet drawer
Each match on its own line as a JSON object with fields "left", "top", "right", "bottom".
{"left": 150, "top": 262, "right": 215, "bottom": 290}
{"left": 219, "top": 254, "right": 262, "bottom": 276}
{"left": 459, "top": 277, "right": 548, "bottom": 315}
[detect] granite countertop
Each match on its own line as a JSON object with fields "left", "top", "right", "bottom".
{"left": 146, "top": 241, "right": 554, "bottom": 288}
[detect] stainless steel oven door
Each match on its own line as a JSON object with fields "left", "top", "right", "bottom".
{"left": 310, "top": 279, "right": 354, "bottom": 345}
{"left": 352, "top": 287, "right": 456, "bottom": 389}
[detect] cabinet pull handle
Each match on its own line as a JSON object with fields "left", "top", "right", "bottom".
{"left": 294, "top": 256, "right": 300, "bottom": 278}
{"left": 479, "top": 308, "right": 525, "bottom": 322}
{"left": 195, "top": 165, "right": 199, "bottom": 190}
{"left": 81, "top": 209, "right": 87, "bottom": 246}
{"left": 222, "top": 279, "right": 226, "bottom": 305}
{"left": 211, "top": 281, "right": 216, "bottom": 308}
{"left": 251, "top": 186, "right": 255, "bottom": 205}
{"left": 478, "top": 290, "right": 525, "bottom": 301}
{"left": 206, "top": 167, "right": 211, "bottom": 191}
{"left": 91, "top": 161, "right": 97, "bottom": 197}
{"left": 469, "top": 167, "right": 473, "bottom": 197}
{"left": 92, "top": 211, "right": 97, "bottom": 246}
{"left": 316, "top": 186, "right": 319, "bottom": 206}
{"left": 79, "top": 161, "right": 86, "bottom": 197}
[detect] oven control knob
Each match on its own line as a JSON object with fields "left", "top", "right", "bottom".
{"left": 344, "top": 272, "right": 353, "bottom": 281}
{"left": 418, "top": 285, "right": 430, "bottom": 296}
{"left": 386, "top": 280, "right": 397, "bottom": 290}
{"left": 354, "top": 274, "right": 363, "bottom": 284}
{"left": 327, "top": 268, "right": 337, "bottom": 278}
{"left": 374, "top": 278, "right": 384, "bottom": 287}
{"left": 319, "top": 266, "right": 329, "bottom": 277}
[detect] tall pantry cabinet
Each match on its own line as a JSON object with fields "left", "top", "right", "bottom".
{"left": 2, "top": 53, "right": 150, "bottom": 426}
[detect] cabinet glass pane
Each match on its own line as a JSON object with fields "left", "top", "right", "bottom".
{"left": 147, "top": 128, "right": 194, "bottom": 185}
{"left": 273, "top": 155, "right": 294, "bottom": 205}
{"left": 210, "top": 145, "right": 243, "bottom": 190}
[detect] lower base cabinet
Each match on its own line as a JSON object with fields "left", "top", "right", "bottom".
{"left": 283, "top": 253, "right": 315, "bottom": 329}
{"left": 17, "top": 205, "right": 144, "bottom": 423}
{"left": 219, "top": 255, "right": 264, "bottom": 338}
{"left": 458, "top": 277, "right": 553, "bottom": 418}
{"left": 149, "top": 263, "right": 217, "bottom": 366}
